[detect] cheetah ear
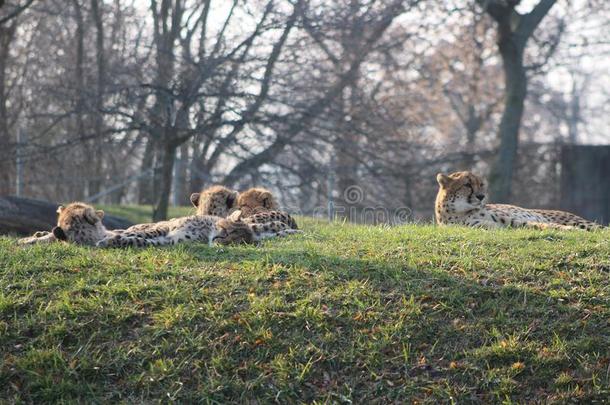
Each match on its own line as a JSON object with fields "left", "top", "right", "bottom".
{"left": 226, "top": 192, "right": 237, "bottom": 208}
{"left": 262, "top": 192, "right": 273, "bottom": 208}
{"left": 52, "top": 226, "right": 67, "bottom": 241}
{"left": 190, "top": 193, "right": 200, "bottom": 207}
{"left": 96, "top": 210, "right": 104, "bottom": 220}
{"left": 56, "top": 205, "right": 65, "bottom": 214}
{"left": 436, "top": 173, "right": 451, "bottom": 188}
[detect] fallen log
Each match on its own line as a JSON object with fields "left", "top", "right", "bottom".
{"left": 0, "top": 196, "right": 133, "bottom": 236}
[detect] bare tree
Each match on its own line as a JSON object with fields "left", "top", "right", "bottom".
{"left": 0, "top": 0, "right": 34, "bottom": 194}
{"left": 477, "top": 0, "right": 558, "bottom": 201}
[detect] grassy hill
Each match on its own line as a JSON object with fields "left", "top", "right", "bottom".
{"left": 1, "top": 208, "right": 609, "bottom": 402}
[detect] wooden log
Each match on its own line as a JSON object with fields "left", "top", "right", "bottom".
{"left": 0, "top": 196, "right": 133, "bottom": 236}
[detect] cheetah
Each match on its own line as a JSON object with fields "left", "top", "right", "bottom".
{"left": 228, "top": 209, "right": 298, "bottom": 230}
{"left": 190, "top": 185, "right": 239, "bottom": 217}
{"left": 232, "top": 187, "right": 298, "bottom": 229}
{"left": 18, "top": 201, "right": 298, "bottom": 248}
{"left": 236, "top": 187, "right": 280, "bottom": 217}
{"left": 97, "top": 213, "right": 301, "bottom": 247}
{"left": 213, "top": 215, "right": 301, "bottom": 245}
{"left": 435, "top": 171, "right": 601, "bottom": 231}
{"left": 18, "top": 202, "right": 114, "bottom": 246}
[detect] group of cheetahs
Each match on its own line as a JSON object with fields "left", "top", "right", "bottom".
{"left": 18, "top": 186, "right": 300, "bottom": 248}
{"left": 17, "top": 171, "right": 603, "bottom": 249}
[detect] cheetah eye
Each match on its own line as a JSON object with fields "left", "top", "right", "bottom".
{"left": 464, "top": 183, "right": 472, "bottom": 188}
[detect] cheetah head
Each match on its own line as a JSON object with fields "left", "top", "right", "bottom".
{"left": 436, "top": 171, "right": 488, "bottom": 212}
{"left": 213, "top": 218, "right": 254, "bottom": 245}
{"left": 190, "top": 185, "right": 239, "bottom": 218}
{"left": 52, "top": 202, "right": 106, "bottom": 245}
{"left": 236, "top": 187, "right": 279, "bottom": 217}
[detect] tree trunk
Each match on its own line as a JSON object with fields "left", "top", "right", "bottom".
{"left": 335, "top": 86, "right": 360, "bottom": 215}
{"left": 480, "top": 0, "right": 557, "bottom": 201}
{"left": 0, "top": 22, "right": 17, "bottom": 195}
{"left": 189, "top": 152, "right": 207, "bottom": 194}
{"left": 152, "top": 142, "right": 176, "bottom": 221}
{"left": 71, "top": 0, "right": 88, "bottom": 201}
{"left": 489, "top": 37, "right": 526, "bottom": 202}
{"left": 89, "top": 0, "right": 106, "bottom": 197}
{"left": 567, "top": 76, "right": 581, "bottom": 144}
{"left": 173, "top": 143, "right": 189, "bottom": 206}
{"left": 138, "top": 137, "right": 156, "bottom": 204}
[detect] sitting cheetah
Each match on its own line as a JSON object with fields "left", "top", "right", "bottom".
{"left": 190, "top": 185, "right": 239, "bottom": 217}
{"left": 435, "top": 171, "right": 601, "bottom": 230}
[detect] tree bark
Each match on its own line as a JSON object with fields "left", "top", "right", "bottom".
{"left": 152, "top": 141, "right": 176, "bottom": 221}
{"left": 173, "top": 143, "right": 188, "bottom": 206}
{"left": 488, "top": 37, "right": 526, "bottom": 201}
{"left": 138, "top": 137, "right": 156, "bottom": 204}
{"left": 89, "top": 0, "right": 106, "bottom": 197}
{"left": 189, "top": 145, "right": 207, "bottom": 194}
{"left": 0, "top": 22, "right": 16, "bottom": 195}
{"left": 479, "top": 0, "right": 558, "bottom": 201}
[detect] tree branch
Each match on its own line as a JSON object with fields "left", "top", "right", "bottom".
{"left": 0, "top": 0, "right": 34, "bottom": 25}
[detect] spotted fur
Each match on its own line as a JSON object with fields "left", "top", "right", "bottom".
{"left": 435, "top": 171, "right": 601, "bottom": 231}
{"left": 229, "top": 209, "right": 298, "bottom": 230}
{"left": 17, "top": 231, "right": 57, "bottom": 245}
{"left": 214, "top": 217, "right": 301, "bottom": 245}
{"left": 236, "top": 187, "right": 280, "bottom": 217}
{"left": 97, "top": 214, "right": 300, "bottom": 248}
{"left": 190, "top": 185, "right": 239, "bottom": 217}
{"left": 96, "top": 215, "right": 223, "bottom": 248}
{"left": 18, "top": 202, "right": 115, "bottom": 246}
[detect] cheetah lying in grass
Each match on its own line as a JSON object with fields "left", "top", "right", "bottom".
{"left": 233, "top": 187, "right": 297, "bottom": 229}
{"left": 435, "top": 171, "right": 601, "bottom": 230}
{"left": 190, "top": 185, "right": 239, "bottom": 218}
{"left": 18, "top": 201, "right": 300, "bottom": 248}
{"left": 17, "top": 203, "right": 110, "bottom": 246}
{"left": 192, "top": 185, "right": 298, "bottom": 230}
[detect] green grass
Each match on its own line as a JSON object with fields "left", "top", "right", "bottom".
{"left": 98, "top": 204, "right": 194, "bottom": 224}
{"left": 1, "top": 211, "right": 609, "bottom": 403}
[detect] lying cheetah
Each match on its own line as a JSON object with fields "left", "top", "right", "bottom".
{"left": 236, "top": 187, "right": 280, "bottom": 217}
{"left": 18, "top": 202, "right": 113, "bottom": 246}
{"left": 435, "top": 171, "right": 600, "bottom": 230}
{"left": 214, "top": 216, "right": 301, "bottom": 245}
{"left": 98, "top": 213, "right": 301, "bottom": 247}
{"left": 188, "top": 184, "right": 297, "bottom": 230}
{"left": 18, "top": 202, "right": 297, "bottom": 248}
{"left": 190, "top": 185, "right": 239, "bottom": 217}
{"left": 229, "top": 209, "right": 298, "bottom": 230}
{"left": 232, "top": 187, "right": 299, "bottom": 229}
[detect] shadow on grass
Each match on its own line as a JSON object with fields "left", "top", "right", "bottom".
{"left": 1, "top": 237, "right": 609, "bottom": 403}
